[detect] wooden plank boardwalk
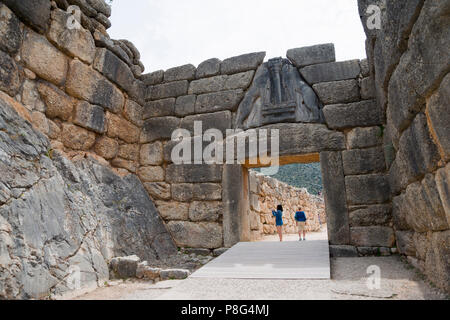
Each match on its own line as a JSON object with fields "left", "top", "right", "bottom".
{"left": 191, "top": 233, "right": 330, "bottom": 280}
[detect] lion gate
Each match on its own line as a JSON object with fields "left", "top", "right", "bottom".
{"left": 142, "top": 44, "right": 393, "bottom": 256}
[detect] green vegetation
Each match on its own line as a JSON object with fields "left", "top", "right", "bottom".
{"left": 253, "top": 163, "right": 323, "bottom": 195}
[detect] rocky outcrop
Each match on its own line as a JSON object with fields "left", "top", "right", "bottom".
{"left": 0, "top": 97, "right": 176, "bottom": 299}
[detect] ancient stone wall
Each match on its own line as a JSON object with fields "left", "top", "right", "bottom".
{"left": 0, "top": 0, "right": 395, "bottom": 254}
{"left": 247, "top": 171, "right": 326, "bottom": 240}
{"left": 358, "top": 0, "right": 449, "bottom": 293}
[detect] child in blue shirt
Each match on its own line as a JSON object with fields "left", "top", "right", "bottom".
{"left": 295, "top": 208, "right": 308, "bottom": 241}
{"left": 272, "top": 205, "right": 284, "bottom": 242}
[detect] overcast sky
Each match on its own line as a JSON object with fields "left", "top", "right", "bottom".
{"left": 108, "top": 0, "right": 366, "bottom": 73}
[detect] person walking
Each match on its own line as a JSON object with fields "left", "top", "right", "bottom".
{"left": 295, "top": 208, "right": 308, "bottom": 241}
{"left": 272, "top": 205, "right": 284, "bottom": 242}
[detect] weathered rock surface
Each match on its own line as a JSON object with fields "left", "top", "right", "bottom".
{"left": 0, "top": 4, "right": 22, "bottom": 55}
{"left": 220, "top": 52, "right": 265, "bottom": 75}
{"left": 300, "top": 60, "right": 361, "bottom": 84}
{"left": 166, "top": 221, "right": 223, "bottom": 249}
{"left": 22, "top": 29, "right": 69, "bottom": 86}
{"left": 0, "top": 96, "right": 176, "bottom": 299}
{"left": 2, "top": 0, "right": 51, "bottom": 33}
{"left": 287, "top": 43, "right": 336, "bottom": 68}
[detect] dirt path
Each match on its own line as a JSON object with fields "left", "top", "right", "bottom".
{"left": 68, "top": 228, "right": 448, "bottom": 300}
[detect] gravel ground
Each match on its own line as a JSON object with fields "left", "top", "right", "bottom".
{"left": 71, "top": 228, "right": 448, "bottom": 300}
{"left": 72, "top": 256, "right": 447, "bottom": 300}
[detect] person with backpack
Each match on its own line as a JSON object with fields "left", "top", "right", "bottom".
{"left": 295, "top": 208, "right": 308, "bottom": 241}
{"left": 272, "top": 205, "right": 284, "bottom": 242}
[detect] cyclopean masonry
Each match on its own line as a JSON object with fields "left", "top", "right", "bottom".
{"left": 0, "top": 0, "right": 448, "bottom": 297}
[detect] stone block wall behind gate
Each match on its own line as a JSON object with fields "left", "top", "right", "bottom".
{"left": 0, "top": 0, "right": 448, "bottom": 297}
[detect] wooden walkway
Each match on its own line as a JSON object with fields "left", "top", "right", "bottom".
{"left": 191, "top": 232, "right": 330, "bottom": 280}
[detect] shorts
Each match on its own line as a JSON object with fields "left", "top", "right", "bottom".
{"left": 297, "top": 221, "right": 306, "bottom": 232}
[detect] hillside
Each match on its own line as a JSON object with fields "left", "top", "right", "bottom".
{"left": 253, "top": 163, "right": 323, "bottom": 195}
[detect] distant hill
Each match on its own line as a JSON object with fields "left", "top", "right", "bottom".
{"left": 253, "top": 163, "right": 323, "bottom": 195}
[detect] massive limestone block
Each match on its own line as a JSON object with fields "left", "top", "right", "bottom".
{"left": 38, "top": 82, "right": 75, "bottom": 121}
{"left": 137, "top": 166, "right": 164, "bottom": 182}
{"left": 300, "top": 60, "right": 361, "bottom": 84}
{"left": 329, "top": 245, "right": 358, "bottom": 258}
{"left": 31, "top": 111, "right": 49, "bottom": 136}
{"left": 141, "top": 70, "right": 164, "bottom": 86}
{"left": 386, "top": 0, "right": 450, "bottom": 136}
{"left": 166, "top": 221, "right": 223, "bottom": 249}
{"left": 435, "top": 164, "right": 450, "bottom": 227}
{"left": 220, "top": 52, "right": 266, "bottom": 75}
{"left": 166, "top": 164, "right": 222, "bottom": 183}
{"left": 360, "top": 77, "right": 376, "bottom": 100}
{"left": 73, "top": 101, "right": 106, "bottom": 134}
{"left": 155, "top": 201, "right": 189, "bottom": 221}
{"left": 180, "top": 111, "right": 232, "bottom": 136}
{"left": 192, "top": 183, "right": 222, "bottom": 201}
{"left": 143, "top": 182, "right": 171, "bottom": 201}
{"left": 148, "top": 80, "right": 189, "bottom": 100}
{"left": 394, "top": 113, "right": 440, "bottom": 188}
{"left": 342, "top": 147, "right": 386, "bottom": 176}
{"left": 171, "top": 184, "right": 194, "bottom": 202}
{"left": 141, "top": 116, "right": 180, "bottom": 143}
{"left": 94, "top": 136, "right": 119, "bottom": 160}
{"left": 195, "top": 89, "right": 244, "bottom": 114}
{"left": 117, "top": 144, "right": 139, "bottom": 161}
{"left": 175, "top": 95, "right": 196, "bottom": 117}
{"left": 426, "top": 231, "right": 450, "bottom": 293}
{"left": 403, "top": 174, "right": 449, "bottom": 233}
{"left": 287, "top": 43, "right": 336, "bottom": 68}
{"left": 61, "top": 123, "right": 96, "bottom": 150}
{"left": 189, "top": 75, "right": 227, "bottom": 95}
{"left": 395, "top": 231, "right": 416, "bottom": 257}
{"left": 2, "top": 0, "right": 51, "bottom": 33}
{"left": 106, "top": 112, "right": 140, "bottom": 143}
{"left": 93, "top": 48, "right": 136, "bottom": 94}
{"left": 123, "top": 99, "right": 144, "bottom": 127}
{"left": 349, "top": 204, "right": 392, "bottom": 227}
{"left": 48, "top": 8, "right": 96, "bottom": 64}
{"left": 21, "top": 80, "right": 46, "bottom": 112}
{"left": 323, "top": 100, "right": 382, "bottom": 130}
{"left": 0, "top": 50, "right": 20, "bottom": 97}
{"left": 260, "top": 124, "right": 345, "bottom": 158}
{"left": 392, "top": 194, "right": 411, "bottom": 231}
{"left": 87, "top": 0, "right": 112, "bottom": 17}
{"left": 164, "top": 64, "right": 196, "bottom": 82}
{"left": 347, "top": 127, "right": 383, "bottom": 149}
{"left": 345, "top": 174, "right": 391, "bottom": 205}
{"left": 66, "top": 60, "right": 125, "bottom": 114}
{"left": 313, "top": 79, "right": 360, "bottom": 105}
{"left": 21, "top": 30, "right": 69, "bottom": 86}
{"left": 189, "top": 201, "right": 222, "bottom": 222}
{"left": 224, "top": 71, "right": 255, "bottom": 90}
{"left": 427, "top": 73, "right": 450, "bottom": 161}
{"left": 140, "top": 142, "right": 163, "bottom": 166}
{"left": 320, "top": 151, "right": 350, "bottom": 245}
{"left": 171, "top": 182, "right": 223, "bottom": 202}
{"left": 236, "top": 58, "right": 324, "bottom": 129}
{"left": 0, "top": 4, "right": 22, "bottom": 55}
{"left": 360, "top": 0, "right": 424, "bottom": 113}
{"left": 350, "top": 226, "right": 395, "bottom": 247}
{"left": 144, "top": 98, "right": 175, "bottom": 119}
{"left": 196, "top": 58, "right": 221, "bottom": 79}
